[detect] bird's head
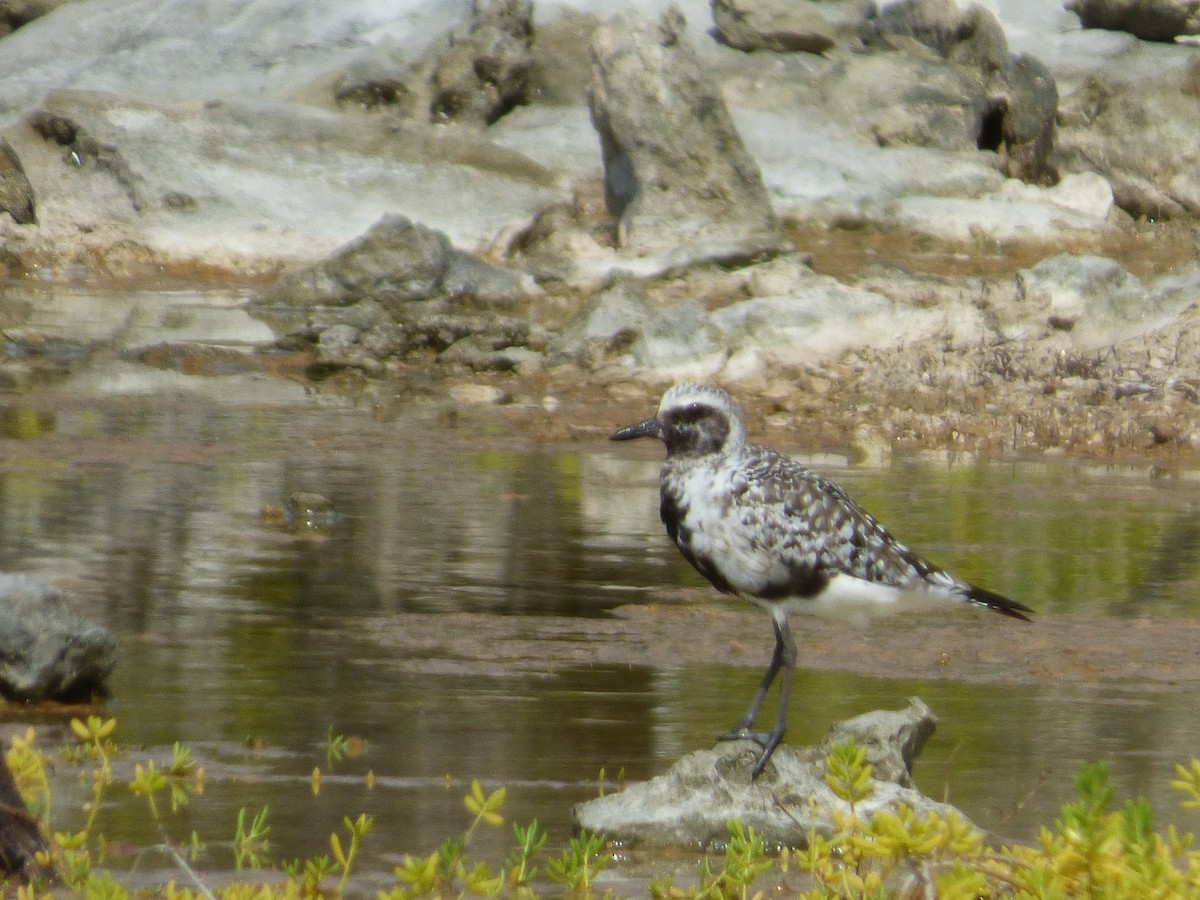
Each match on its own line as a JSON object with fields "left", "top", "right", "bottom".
{"left": 610, "top": 383, "right": 746, "bottom": 458}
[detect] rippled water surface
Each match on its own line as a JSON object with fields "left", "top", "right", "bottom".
{"left": 3, "top": 388, "right": 1200, "bottom": 891}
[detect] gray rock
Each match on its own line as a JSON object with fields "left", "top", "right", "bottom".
{"left": 317, "top": 322, "right": 359, "bottom": 353}
{"left": 711, "top": 0, "right": 836, "bottom": 54}
{"left": 0, "top": 574, "right": 117, "bottom": 701}
{"left": 440, "top": 334, "right": 542, "bottom": 371}
{"left": 1067, "top": 0, "right": 1200, "bottom": 41}
{"left": 858, "top": 0, "right": 1056, "bottom": 182}
{"left": 333, "top": 46, "right": 411, "bottom": 110}
{"left": 0, "top": 138, "right": 35, "bottom": 224}
{"left": 824, "top": 52, "right": 994, "bottom": 154}
{"left": 260, "top": 214, "right": 530, "bottom": 314}
{"left": 390, "top": 0, "right": 534, "bottom": 126}
{"left": 574, "top": 698, "right": 955, "bottom": 848}
{"left": 587, "top": 6, "right": 783, "bottom": 255}
{"left": 0, "top": 0, "right": 75, "bottom": 37}
{"left": 1015, "top": 254, "right": 1198, "bottom": 346}
{"left": 551, "top": 275, "right": 726, "bottom": 374}
{"left": 992, "top": 53, "right": 1058, "bottom": 182}
{"left": 1055, "top": 63, "right": 1200, "bottom": 219}
{"left": 863, "top": 0, "right": 1009, "bottom": 72}
{"left": 711, "top": 279, "right": 895, "bottom": 357}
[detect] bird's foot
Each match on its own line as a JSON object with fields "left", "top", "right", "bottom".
{"left": 717, "top": 727, "right": 773, "bottom": 748}
{"left": 717, "top": 726, "right": 785, "bottom": 778}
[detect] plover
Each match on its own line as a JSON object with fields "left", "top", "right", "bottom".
{"left": 611, "top": 383, "right": 1032, "bottom": 778}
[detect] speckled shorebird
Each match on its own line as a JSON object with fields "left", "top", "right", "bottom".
{"left": 611, "top": 383, "right": 1033, "bottom": 778}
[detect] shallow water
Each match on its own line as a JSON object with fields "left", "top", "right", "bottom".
{"left": 2, "top": 388, "right": 1200, "bottom": 891}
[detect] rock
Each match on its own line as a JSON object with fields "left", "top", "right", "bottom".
{"left": 863, "top": 0, "right": 1009, "bottom": 72}
{"left": 440, "top": 335, "right": 542, "bottom": 372}
{"left": 711, "top": 0, "right": 836, "bottom": 54}
{"left": 260, "top": 214, "right": 531, "bottom": 314}
{"left": 0, "top": 574, "right": 117, "bottom": 701}
{"left": 392, "top": 0, "right": 534, "bottom": 126}
{"left": 0, "top": 138, "right": 35, "bottom": 224}
{"left": 859, "top": 0, "right": 1057, "bottom": 182}
{"left": 1016, "top": 255, "right": 1199, "bottom": 347}
{"left": 333, "top": 47, "right": 411, "bottom": 110}
{"left": 0, "top": 755, "right": 48, "bottom": 883}
{"left": 992, "top": 53, "right": 1058, "bottom": 182}
{"left": 711, "top": 278, "right": 894, "bottom": 364}
{"left": 586, "top": 6, "right": 784, "bottom": 256}
{"left": 825, "top": 52, "right": 994, "bottom": 154}
{"left": 551, "top": 275, "right": 726, "bottom": 376}
{"left": 574, "top": 698, "right": 956, "bottom": 848}
{"left": 0, "top": 0, "right": 74, "bottom": 35}
{"left": 1066, "top": 0, "right": 1200, "bottom": 42}
{"left": 284, "top": 492, "right": 341, "bottom": 532}
{"left": 1055, "top": 66, "right": 1200, "bottom": 219}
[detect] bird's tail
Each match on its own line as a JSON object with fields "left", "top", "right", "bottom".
{"left": 965, "top": 584, "right": 1033, "bottom": 621}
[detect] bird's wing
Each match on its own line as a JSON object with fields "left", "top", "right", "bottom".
{"left": 732, "top": 448, "right": 958, "bottom": 595}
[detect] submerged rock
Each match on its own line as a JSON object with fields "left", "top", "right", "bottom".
{"left": 574, "top": 698, "right": 950, "bottom": 848}
{"left": 0, "top": 574, "right": 117, "bottom": 701}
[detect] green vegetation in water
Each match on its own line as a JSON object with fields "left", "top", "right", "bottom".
{"left": 8, "top": 721, "right": 1200, "bottom": 897}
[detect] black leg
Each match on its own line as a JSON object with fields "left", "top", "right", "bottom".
{"left": 718, "top": 612, "right": 797, "bottom": 778}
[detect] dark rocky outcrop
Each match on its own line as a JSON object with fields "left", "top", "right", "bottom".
{"left": 1054, "top": 60, "right": 1200, "bottom": 219}
{"left": 1066, "top": 0, "right": 1200, "bottom": 42}
{"left": 0, "top": 755, "right": 48, "bottom": 883}
{"left": 586, "top": 6, "right": 786, "bottom": 257}
{"left": 0, "top": 0, "right": 74, "bottom": 37}
{"left": 0, "top": 138, "right": 35, "bottom": 225}
{"left": 338, "top": 0, "right": 534, "bottom": 126}
{"left": 574, "top": 699, "right": 949, "bottom": 848}
{"left": 860, "top": 0, "right": 1058, "bottom": 183}
{"left": 254, "top": 214, "right": 542, "bottom": 374}
{"left": 0, "top": 574, "right": 117, "bottom": 701}
{"left": 710, "top": 0, "right": 835, "bottom": 54}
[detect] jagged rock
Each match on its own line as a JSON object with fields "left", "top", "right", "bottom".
{"left": 1015, "top": 255, "right": 1200, "bottom": 348}
{"left": 862, "top": 0, "right": 1009, "bottom": 72}
{"left": 0, "top": 574, "right": 117, "bottom": 701}
{"left": 550, "top": 275, "right": 725, "bottom": 375}
{"left": 859, "top": 0, "right": 1056, "bottom": 182}
{"left": 1066, "top": 0, "right": 1200, "bottom": 41}
{"left": 711, "top": 0, "right": 835, "bottom": 54}
{"left": 0, "top": 755, "right": 48, "bottom": 883}
{"left": 992, "top": 54, "right": 1058, "bottom": 183}
{"left": 0, "top": 0, "right": 74, "bottom": 37}
{"left": 586, "top": 5, "right": 784, "bottom": 256}
{"left": 259, "top": 214, "right": 531, "bottom": 314}
{"left": 574, "top": 698, "right": 955, "bottom": 848}
{"left": 1055, "top": 63, "right": 1200, "bottom": 219}
{"left": 0, "top": 138, "right": 35, "bottom": 224}
{"left": 28, "top": 96, "right": 146, "bottom": 212}
{"left": 333, "top": 47, "right": 411, "bottom": 110}
{"left": 825, "top": 53, "right": 994, "bottom": 153}
{"left": 387, "top": 0, "right": 534, "bottom": 125}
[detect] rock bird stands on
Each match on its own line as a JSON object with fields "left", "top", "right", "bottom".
{"left": 611, "top": 383, "right": 1033, "bottom": 778}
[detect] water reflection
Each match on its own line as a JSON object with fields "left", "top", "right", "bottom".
{"left": 1, "top": 394, "right": 1200, "bottom": 887}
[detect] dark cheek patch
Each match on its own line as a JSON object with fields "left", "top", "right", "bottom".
{"left": 662, "top": 407, "right": 729, "bottom": 456}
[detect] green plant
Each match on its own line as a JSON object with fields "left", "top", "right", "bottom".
{"left": 326, "top": 727, "right": 350, "bottom": 769}
{"left": 232, "top": 805, "right": 271, "bottom": 871}
{"left": 332, "top": 812, "right": 374, "bottom": 893}
{"left": 383, "top": 780, "right": 510, "bottom": 899}
{"left": 651, "top": 819, "right": 772, "bottom": 900}
{"left": 506, "top": 819, "right": 548, "bottom": 897}
{"left": 546, "top": 830, "right": 610, "bottom": 894}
